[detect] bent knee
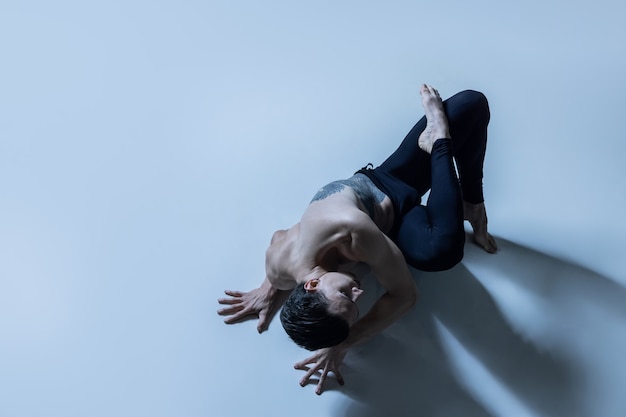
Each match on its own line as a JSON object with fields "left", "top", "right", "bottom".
{"left": 457, "top": 90, "right": 490, "bottom": 123}
{"left": 430, "top": 235, "right": 465, "bottom": 270}
{"left": 458, "top": 89, "right": 488, "bottom": 105}
{"left": 405, "top": 233, "right": 465, "bottom": 272}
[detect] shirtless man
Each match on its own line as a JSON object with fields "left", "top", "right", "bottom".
{"left": 217, "top": 84, "right": 497, "bottom": 395}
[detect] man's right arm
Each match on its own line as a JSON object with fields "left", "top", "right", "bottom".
{"left": 293, "top": 216, "right": 418, "bottom": 395}
{"left": 343, "top": 216, "right": 419, "bottom": 347}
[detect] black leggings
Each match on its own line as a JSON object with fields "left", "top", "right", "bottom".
{"left": 358, "top": 90, "right": 490, "bottom": 271}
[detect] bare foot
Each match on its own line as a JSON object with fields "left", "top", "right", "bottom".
{"left": 463, "top": 201, "right": 498, "bottom": 253}
{"left": 418, "top": 84, "right": 451, "bottom": 154}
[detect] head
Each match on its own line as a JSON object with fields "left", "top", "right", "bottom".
{"left": 280, "top": 272, "right": 364, "bottom": 351}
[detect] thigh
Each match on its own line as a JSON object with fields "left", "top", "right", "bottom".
{"left": 376, "top": 116, "right": 430, "bottom": 196}
{"left": 446, "top": 90, "right": 490, "bottom": 203}
{"left": 394, "top": 205, "right": 465, "bottom": 272}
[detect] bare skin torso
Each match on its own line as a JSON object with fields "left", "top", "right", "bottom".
{"left": 265, "top": 174, "right": 395, "bottom": 288}
{"left": 218, "top": 84, "right": 498, "bottom": 396}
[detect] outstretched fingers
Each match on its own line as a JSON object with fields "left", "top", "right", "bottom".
{"left": 257, "top": 308, "right": 269, "bottom": 333}
{"left": 298, "top": 363, "right": 323, "bottom": 387}
{"left": 217, "top": 283, "right": 286, "bottom": 330}
{"left": 315, "top": 366, "right": 344, "bottom": 395}
{"left": 334, "top": 368, "right": 345, "bottom": 386}
{"left": 294, "top": 353, "right": 320, "bottom": 371}
{"left": 223, "top": 289, "right": 244, "bottom": 297}
{"left": 217, "top": 298, "right": 242, "bottom": 306}
{"left": 316, "top": 363, "right": 330, "bottom": 395}
{"left": 217, "top": 289, "right": 249, "bottom": 322}
{"left": 217, "top": 290, "right": 245, "bottom": 307}
{"left": 219, "top": 306, "right": 250, "bottom": 324}
{"left": 294, "top": 350, "right": 345, "bottom": 395}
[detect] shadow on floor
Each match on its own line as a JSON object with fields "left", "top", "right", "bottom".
{"left": 326, "top": 236, "right": 626, "bottom": 417}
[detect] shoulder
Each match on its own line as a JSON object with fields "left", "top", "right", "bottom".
{"left": 270, "top": 229, "right": 288, "bottom": 244}
{"left": 323, "top": 210, "right": 393, "bottom": 262}
{"left": 302, "top": 191, "right": 365, "bottom": 231}
{"left": 337, "top": 212, "right": 407, "bottom": 273}
{"left": 310, "top": 180, "right": 349, "bottom": 203}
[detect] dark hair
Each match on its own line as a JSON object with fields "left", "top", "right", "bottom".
{"left": 280, "top": 284, "right": 350, "bottom": 351}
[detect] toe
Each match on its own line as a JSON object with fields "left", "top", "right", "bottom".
{"left": 488, "top": 235, "right": 498, "bottom": 253}
{"left": 474, "top": 233, "right": 497, "bottom": 254}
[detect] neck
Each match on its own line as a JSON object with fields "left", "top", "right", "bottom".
{"left": 295, "top": 265, "right": 328, "bottom": 285}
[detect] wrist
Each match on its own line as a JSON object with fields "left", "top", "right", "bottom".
{"left": 339, "top": 334, "right": 359, "bottom": 350}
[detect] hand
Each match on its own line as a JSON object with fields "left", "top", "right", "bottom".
{"left": 294, "top": 344, "right": 349, "bottom": 395}
{"left": 217, "top": 279, "right": 286, "bottom": 333}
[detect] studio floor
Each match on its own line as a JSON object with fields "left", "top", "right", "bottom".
{"left": 1, "top": 1, "right": 625, "bottom": 416}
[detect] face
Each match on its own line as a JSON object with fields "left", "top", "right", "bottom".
{"left": 304, "top": 272, "right": 363, "bottom": 324}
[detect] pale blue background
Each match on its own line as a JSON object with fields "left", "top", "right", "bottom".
{"left": 1, "top": 1, "right": 625, "bottom": 416}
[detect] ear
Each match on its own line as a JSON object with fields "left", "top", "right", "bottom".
{"left": 304, "top": 278, "right": 320, "bottom": 292}
{"left": 351, "top": 287, "right": 364, "bottom": 302}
